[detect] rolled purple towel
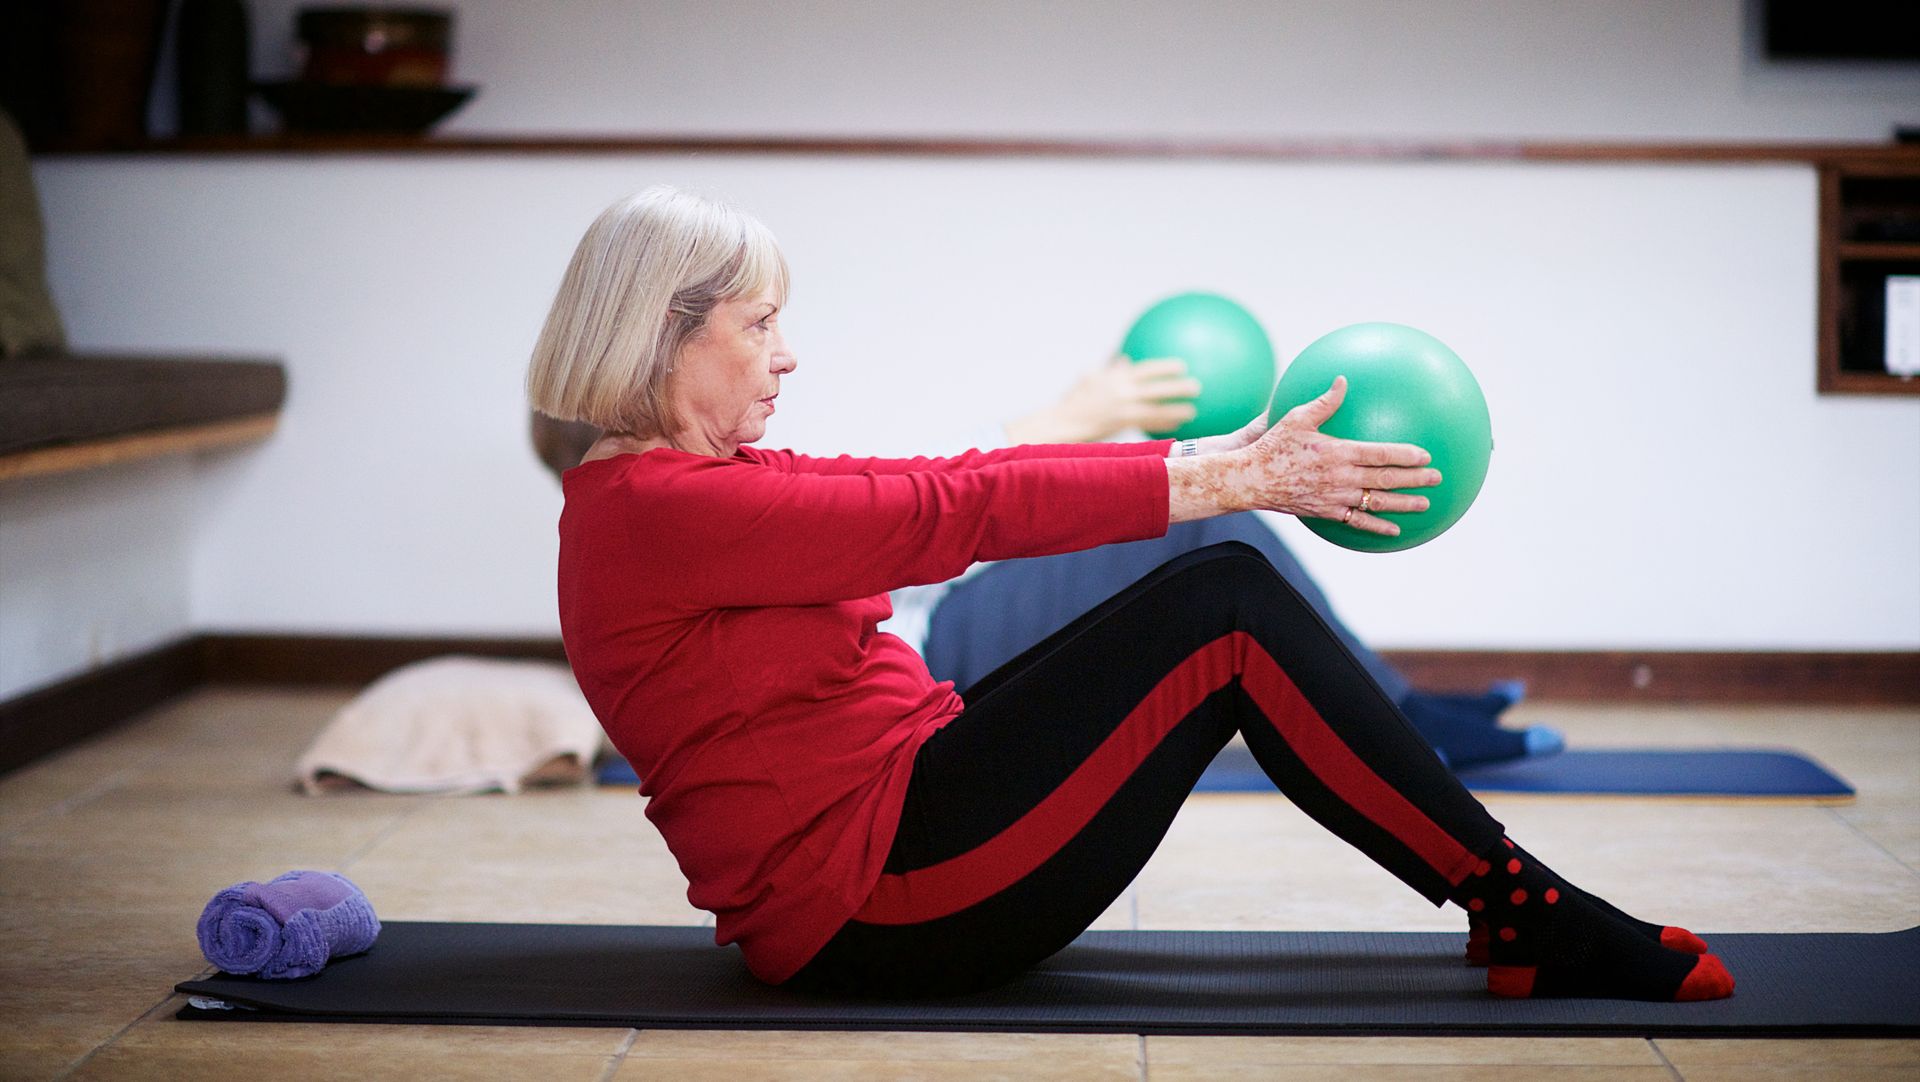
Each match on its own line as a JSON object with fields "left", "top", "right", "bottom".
{"left": 196, "top": 870, "right": 380, "bottom": 979}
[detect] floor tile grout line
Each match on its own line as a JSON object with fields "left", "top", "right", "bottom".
{"left": 1825, "top": 805, "right": 1920, "bottom": 882}
{"left": 595, "top": 1028, "right": 640, "bottom": 1082}
{"left": 1, "top": 685, "right": 325, "bottom": 841}
{"left": 52, "top": 984, "right": 195, "bottom": 1081}
{"left": 335, "top": 794, "right": 448, "bottom": 873}
{"left": 0, "top": 743, "right": 176, "bottom": 841}
{"left": 1648, "top": 1038, "right": 1685, "bottom": 1081}
{"left": 1136, "top": 1033, "right": 1148, "bottom": 1081}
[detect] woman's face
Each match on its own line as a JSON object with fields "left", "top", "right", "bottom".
{"left": 669, "top": 286, "right": 795, "bottom": 453}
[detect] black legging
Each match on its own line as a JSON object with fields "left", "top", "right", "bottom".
{"left": 787, "top": 542, "right": 1507, "bottom": 997}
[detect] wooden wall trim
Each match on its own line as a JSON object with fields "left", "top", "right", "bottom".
{"left": 197, "top": 633, "right": 567, "bottom": 686}
{"left": 0, "top": 637, "right": 203, "bottom": 776}
{"left": 5, "top": 635, "right": 1911, "bottom": 778}
{"left": 0, "top": 414, "right": 280, "bottom": 484}
{"left": 40, "top": 134, "right": 1920, "bottom": 167}
{"left": 1384, "top": 650, "right": 1920, "bottom": 705}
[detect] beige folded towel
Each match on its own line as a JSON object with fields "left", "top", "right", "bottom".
{"left": 296, "top": 656, "right": 607, "bottom": 795}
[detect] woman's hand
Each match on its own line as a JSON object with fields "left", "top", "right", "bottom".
{"left": 1004, "top": 356, "right": 1202, "bottom": 445}
{"left": 1168, "top": 377, "right": 1441, "bottom": 536}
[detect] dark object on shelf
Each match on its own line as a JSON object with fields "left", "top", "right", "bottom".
{"left": 1765, "top": 0, "right": 1920, "bottom": 61}
{"left": 176, "top": 0, "right": 252, "bottom": 136}
{"left": 1855, "top": 211, "right": 1920, "bottom": 242}
{"left": 255, "top": 81, "right": 473, "bottom": 134}
{"left": 297, "top": 7, "right": 452, "bottom": 87}
{"left": 58, "top": 0, "right": 171, "bottom": 147}
{"left": 0, "top": 4, "right": 63, "bottom": 148}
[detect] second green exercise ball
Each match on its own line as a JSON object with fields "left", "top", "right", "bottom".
{"left": 1267, "top": 322, "right": 1493, "bottom": 553}
{"left": 1121, "top": 292, "right": 1276, "bottom": 440}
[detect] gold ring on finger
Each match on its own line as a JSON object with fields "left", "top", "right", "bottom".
{"left": 1341, "top": 507, "right": 1355, "bottom": 525}
{"left": 1359, "top": 489, "right": 1373, "bottom": 513}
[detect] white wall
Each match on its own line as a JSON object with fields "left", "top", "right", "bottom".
{"left": 12, "top": 1, "right": 1919, "bottom": 701}
{"left": 0, "top": 458, "right": 199, "bottom": 697}
{"left": 217, "top": 0, "right": 1919, "bottom": 142}
{"left": 29, "top": 155, "right": 1920, "bottom": 660}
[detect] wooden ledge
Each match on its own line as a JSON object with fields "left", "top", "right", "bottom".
{"left": 0, "top": 413, "right": 280, "bottom": 483}
{"left": 37, "top": 134, "right": 1920, "bottom": 166}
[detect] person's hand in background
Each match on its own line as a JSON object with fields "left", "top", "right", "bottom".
{"left": 1003, "top": 356, "right": 1202, "bottom": 444}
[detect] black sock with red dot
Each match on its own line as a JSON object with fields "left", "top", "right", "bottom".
{"left": 1462, "top": 843, "right": 1709, "bottom": 965}
{"left": 1448, "top": 838, "right": 1733, "bottom": 1001}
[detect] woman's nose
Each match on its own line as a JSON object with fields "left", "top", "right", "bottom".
{"left": 773, "top": 338, "right": 797, "bottom": 374}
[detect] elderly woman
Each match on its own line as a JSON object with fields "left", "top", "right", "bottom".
{"left": 528, "top": 186, "right": 1731, "bottom": 1002}
{"left": 533, "top": 377, "right": 1563, "bottom": 771}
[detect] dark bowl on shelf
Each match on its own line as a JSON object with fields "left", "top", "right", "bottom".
{"left": 255, "top": 81, "right": 475, "bottom": 134}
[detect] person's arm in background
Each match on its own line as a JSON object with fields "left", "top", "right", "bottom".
{"left": 1002, "top": 357, "right": 1200, "bottom": 446}
{"left": 527, "top": 358, "right": 1206, "bottom": 484}
{"left": 883, "top": 354, "right": 1258, "bottom": 654}
{"left": 1006, "top": 355, "right": 1279, "bottom": 459}
{"left": 778, "top": 355, "right": 1208, "bottom": 474}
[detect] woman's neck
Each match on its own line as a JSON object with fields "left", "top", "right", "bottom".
{"left": 580, "top": 430, "right": 732, "bottom": 464}
{"left": 579, "top": 432, "right": 668, "bottom": 465}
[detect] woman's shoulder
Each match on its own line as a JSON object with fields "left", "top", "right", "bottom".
{"left": 561, "top": 447, "right": 785, "bottom": 521}
{"left": 566, "top": 445, "right": 751, "bottom": 480}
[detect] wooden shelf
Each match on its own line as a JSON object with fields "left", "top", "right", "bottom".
{"left": 0, "top": 413, "right": 280, "bottom": 483}
{"left": 1818, "top": 161, "right": 1920, "bottom": 396}
{"left": 1820, "top": 370, "right": 1920, "bottom": 395}
{"left": 1836, "top": 242, "right": 1920, "bottom": 261}
{"left": 32, "top": 133, "right": 1920, "bottom": 166}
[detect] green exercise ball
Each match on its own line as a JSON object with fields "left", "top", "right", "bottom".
{"left": 1266, "top": 322, "right": 1492, "bottom": 553}
{"left": 1121, "top": 292, "right": 1276, "bottom": 440}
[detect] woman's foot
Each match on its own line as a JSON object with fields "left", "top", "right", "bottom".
{"left": 1466, "top": 906, "right": 1708, "bottom": 965}
{"left": 1462, "top": 840, "right": 1710, "bottom": 965}
{"left": 1522, "top": 725, "right": 1566, "bottom": 757}
{"left": 1400, "top": 683, "right": 1563, "bottom": 770}
{"left": 1451, "top": 838, "right": 1731, "bottom": 1000}
{"left": 1461, "top": 841, "right": 1708, "bottom": 964}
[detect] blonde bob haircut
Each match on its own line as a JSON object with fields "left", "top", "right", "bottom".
{"left": 526, "top": 186, "right": 789, "bottom": 439}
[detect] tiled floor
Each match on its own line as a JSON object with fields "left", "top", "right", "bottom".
{"left": 0, "top": 689, "right": 1914, "bottom": 1080}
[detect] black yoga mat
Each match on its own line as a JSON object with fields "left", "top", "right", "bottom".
{"left": 599, "top": 745, "right": 1856, "bottom": 800}
{"left": 176, "top": 922, "right": 1920, "bottom": 1037}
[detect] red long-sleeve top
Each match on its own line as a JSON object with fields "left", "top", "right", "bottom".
{"left": 558, "top": 440, "right": 1172, "bottom": 982}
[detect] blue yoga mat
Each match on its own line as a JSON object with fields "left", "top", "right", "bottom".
{"left": 1195, "top": 744, "right": 1855, "bottom": 799}
{"left": 598, "top": 745, "right": 1854, "bottom": 799}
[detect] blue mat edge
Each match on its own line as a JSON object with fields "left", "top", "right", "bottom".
{"left": 1455, "top": 747, "right": 1854, "bottom": 796}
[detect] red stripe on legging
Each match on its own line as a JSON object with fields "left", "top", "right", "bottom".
{"left": 854, "top": 632, "right": 1477, "bottom": 926}
{"left": 1237, "top": 643, "right": 1479, "bottom": 887}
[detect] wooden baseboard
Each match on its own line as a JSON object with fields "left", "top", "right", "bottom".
{"left": 0, "top": 637, "right": 204, "bottom": 776}
{"left": 4, "top": 634, "right": 1913, "bottom": 779}
{"left": 1383, "top": 650, "right": 1920, "bottom": 705}
{"left": 197, "top": 633, "right": 567, "bottom": 686}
